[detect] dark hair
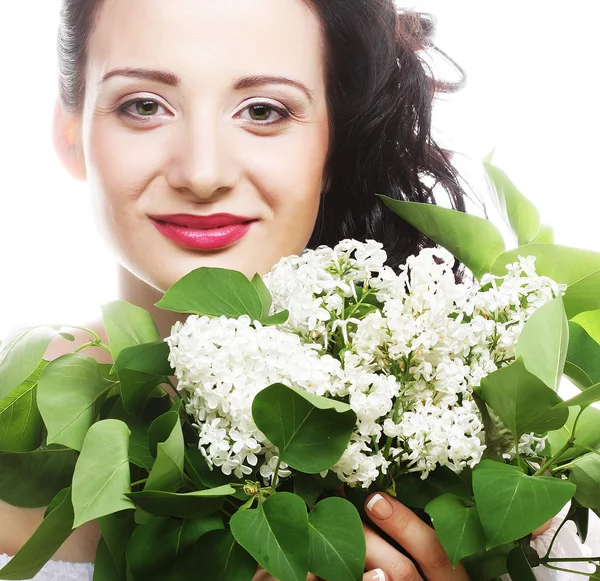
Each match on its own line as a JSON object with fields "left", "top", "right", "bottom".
{"left": 57, "top": 0, "right": 467, "bottom": 269}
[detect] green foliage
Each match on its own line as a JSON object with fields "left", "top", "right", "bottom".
{"left": 555, "top": 382, "right": 600, "bottom": 409}
{"left": 479, "top": 357, "right": 568, "bottom": 440}
{"left": 252, "top": 383, "right": 356, "bottom": 474}
{"left": 472, "top": 460, "right": 576, "bottom": 548}
{"left": 506, "top": 545, "right": 537, "bottom": 581}
{"left": 0, "top": 488, "right": 74, "bottom": 580}
{"left": 515, "top": 296, "right": 568, "bottom": 391}
{"left": 156, "top": 267, "right": 264, "bottom": 320}
{"left": 394, "top": 466, "right": 471, "bottom": 509}
{"left": 111, "top": 341, "right": 173, "bottom": 376}
{"left": 483, "top": 160, "right": 541, "bottom": 246}
{"left": 195, "top": 530, "right": 257, "bottom": 581}
{"left": 569, "top": 453, "right": 600, "bottom": 509}
{"left": 293, "top": 473, "right": 323, "bottom": 510}
{"left": 145, "top": 411, "right": 185, "bottom": 492}
{"left": 127, "top": 486, "right": 235, "bottom": 518}
{"left": 37, "top": 353, "right": 117, "bottom": 451}
{"left": 251, "top": 272, "right": 273, "bottom": 319}
{"left": 98, "top": 511, "right": 136, "bottom": 577}
{"left": 72, "top": 419, "right": 134, "bottom": 527}
{"left": 231, "top": 492, "right": 310, "bottom": 581}
{"left": 0, "top": 325, "right": 60, "bottom": 399}
{"left": 0, "top": 360, "right": 48, "bottom": 452}
{"left": 101, "top": 300, "right": 160, "bottom": 360}
{"left": 491, "top": 244, "right": 600, "bottom": 318}
{"left": 425, "top": 493, "right": 486, "bottom": 567}
{"left": 548, "top": 405, "right": 600, "bottom": 462}
{"left": 564, "top": 322, "right": 600, "bottom": 389}
{"left": 378, "top": 196, "right": 506, "bottom": 278}
{"left": 0, "top": 447, "right": 76, "bottom": 508}
{"left": 126, "top": 516, "right": 224, "bottom": 581}
{"left": 572, "top": 308, "right": 600, "bottom": 344}
{"left": 307, "top": 497, "right": 366, "bottom": 581}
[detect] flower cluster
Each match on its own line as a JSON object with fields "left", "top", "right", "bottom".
{"left": 166, "top": 240, "right": 565, "bottom": 487}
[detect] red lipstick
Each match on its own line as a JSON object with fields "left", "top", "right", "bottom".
{"left": 150, "top": 213, "right": 257, "bottom": 250}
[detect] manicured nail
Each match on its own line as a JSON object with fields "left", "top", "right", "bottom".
{"left": 363, "top": 569, "right": 386, "bottom": 581}
{"left": 366, "top": 493, "right": 393, "bottom": 519}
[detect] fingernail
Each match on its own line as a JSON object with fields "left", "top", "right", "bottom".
{"left": 366, "top": 493, "right": 393, "bottom": 519}
{"left": 363, "top": 569, "right": 386, "bottom": 581}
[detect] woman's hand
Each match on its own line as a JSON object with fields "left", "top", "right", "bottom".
{"left": 362, "top": 492, "right": 471, "bottom": 581}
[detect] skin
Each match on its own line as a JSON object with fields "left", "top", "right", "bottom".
{"left": 5, "top": 0, "right": 539, "bottom": 577}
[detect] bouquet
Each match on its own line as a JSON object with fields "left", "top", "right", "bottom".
{"left": 1, "top": 160, "right": 599, "bottom": 581}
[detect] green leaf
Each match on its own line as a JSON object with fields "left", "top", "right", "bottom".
{"left": 479, "top": 358, "right": 568, "bottom": 439}
{"left": 491, "top": 244, "right": 600, "bottom": 318}
{"left": 555, "top": 382, "right": 600, "bottom": 409}
{"left": 0, "top": 360, "right": 48, "bottom": 452}
{"left": 424, "top": 494, "right": 486, "bottom": 567}
{"left": 394, "top": 466, "right": 472, "bottom": 509}
{"left": 155, "top": 267, "right": 263, "bottom": 320}
{"left": 377, "top": 197, "right": 505, "bottom": 278}
{"left": 37, "top": 353, "right": 118, "bottom": 451}
{"left": 98, "top": 511, "right": 136, "bottom": 576}
{"left": 307, "top": 497, "right": 365, "bottom": 581}
{"left": 294, "top": 473, "right": 323, "bottom": 510}
{"left": 111, "top": 341, "right": 173, "bottom": 376}
{"left": 118, "top": 368, "right": 165, "bottom": 416}
{"left": 483, "top": 161, "right": 540, "bottom": 246}
{"left": 533, "top": 223, "right": 554, "bottom": 244}
{"left": 252, "top": 383, "right": 356, "bottom": 473}
{"left": 126, "top": 516, "right": 224, "bottom": 581}
{"left": 548, "top": 405, "right": 600, "bottom": 462}
{"left": 101, "top": 300, "right": 160, "bottom": 360}
{"left": 230, "top": 492, "right": 310, "bottom": 581}
{"left": 145, "top": 412, "right": 185, "bottom": 492}
{"left": 515, "top": 297, "right": 568, "bottom": 391}
{"left": 72, "top": 419, "right": 135, "bottom": 528}
{"left": 569, "top": 453, "right": 600, "bottom": 509}
{"left": 506, "top": 545, "right": 537, "bottom": 581}
{"left": 0, "top": 325, "right": 60, "bottom": 399}
{"left": 0, "top": 488, "right": 74, "bottom": 580}
{"left": 252, "top": 273, "right": 273, "bottom": 319}
{"left": 193, "top": 530, "right": 256, "bottom": 581}
{"left": 462, "top": 543, "right": 512, "bottom": 581}
{"left": 0, "top": 447, "right": 76, "bottom": 508}
{"left": 564, "top": 322, "right": 600, "bottom": 389}
{"left": 94, "top": 537, "right": 126, "bottom": 581}
{"left": 127, "top": 486, "right": 235, "bottom": 518}
{"left": 260, "top": 310, "right": 290, "bottom": 326}
{"left": 472, "top": 460, "right": 576, "bottom": 548}
{"left": 572, "top": 309, "right": 600, "bottom": 345}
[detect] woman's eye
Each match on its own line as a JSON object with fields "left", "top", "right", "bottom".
{"left": 241, "top": 103, "right": 289, "bottom": 124}
{"left": 118, "top": 98, "right": 167, "bottom": 120}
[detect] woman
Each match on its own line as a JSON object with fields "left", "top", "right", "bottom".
{"left": 1, "top": 0, "right": 597, "bottom": 579}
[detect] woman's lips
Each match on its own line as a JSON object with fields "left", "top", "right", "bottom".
{"left": 151, "top": 218, "right": 256, "bottom": 250}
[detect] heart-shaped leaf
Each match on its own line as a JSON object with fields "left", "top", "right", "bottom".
{"left": 127, "top": 486, "right": 235, "bottom": 518}
{"left": 479, "top": 358, "right": 568, "bottom": 440}
{"left": 126, "top": 516, "right": 224, "bottom": 581}
{"left": 0, "top": 447, "right": 76, "bottom": 508}
{"left": 111, "top": 341, "right": 173, "bottom": 376}
{"left": 156, "top": 267, "right": 263, "bottom": 320}
{"left": 0, "top": 360, "right": 48, "bottom": 452}
{"left": 377, "top": 196, "right": 505, "bottom": 279}
{"left": 307, "top": 497, "right": 365, "bottom": 581}
{"left": 72, "top": 419, "right": 134, "bottom": 527}
{"left": 0, "top": 488, "right": 74, "bottom": 580}
{"left": 425, "top": 493, "right": 486, "bottom": 567}
{"left": 252, "top": 383, "right": 356, "bottom": 473}
{"left": 483, "top": 161, "right": 540, "bottom": 246}
{"left": 491, "top": 244, "right": 600, "bottom": 318}
{"left": 37, "top": 353, "right": 117, "bottom": 451}
{"left": 230, "top": 492, "right": 310, "bottom": 581}
{"left": 472, "top": 460, "right": 576, "bottom": 548}
{"left": 569, "top": 453, "right": 600, "bottom": 509}
{"left": 515, "top": 297, "right": 568, "bottom": 391}
{"left": 101, "top": 300, "right": 160, "bottom": 360}
{"left": 564, "top": 321, "right": 600, "bottom": 389}
{"left": 0, "top": 325, "right": 60, "bottom": 399}
{"left": 192, "top": 529, "right": 257, "bottom": 581}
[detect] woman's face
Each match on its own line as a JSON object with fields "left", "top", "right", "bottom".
{"left": 71, "top": 0, "right": 330, "bottom": 291}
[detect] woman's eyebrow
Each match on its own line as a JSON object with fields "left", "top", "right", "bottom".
{"left": 100, "top": 68, "right": 180, "bottom": 86}
{"left": 233, "top": 75, "right": 314, "bottom": 104}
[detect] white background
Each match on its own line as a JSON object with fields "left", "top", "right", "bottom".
{"left": 0, "top": 1, "right": 599, "bottom": 337}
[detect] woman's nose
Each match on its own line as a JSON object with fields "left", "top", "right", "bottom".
{"left": 166, "top": 117, "right": 240, "bottom": 200}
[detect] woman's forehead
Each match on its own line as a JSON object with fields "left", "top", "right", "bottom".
{"left": 86, "top": 0, "right": 327, "bottom": 92}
